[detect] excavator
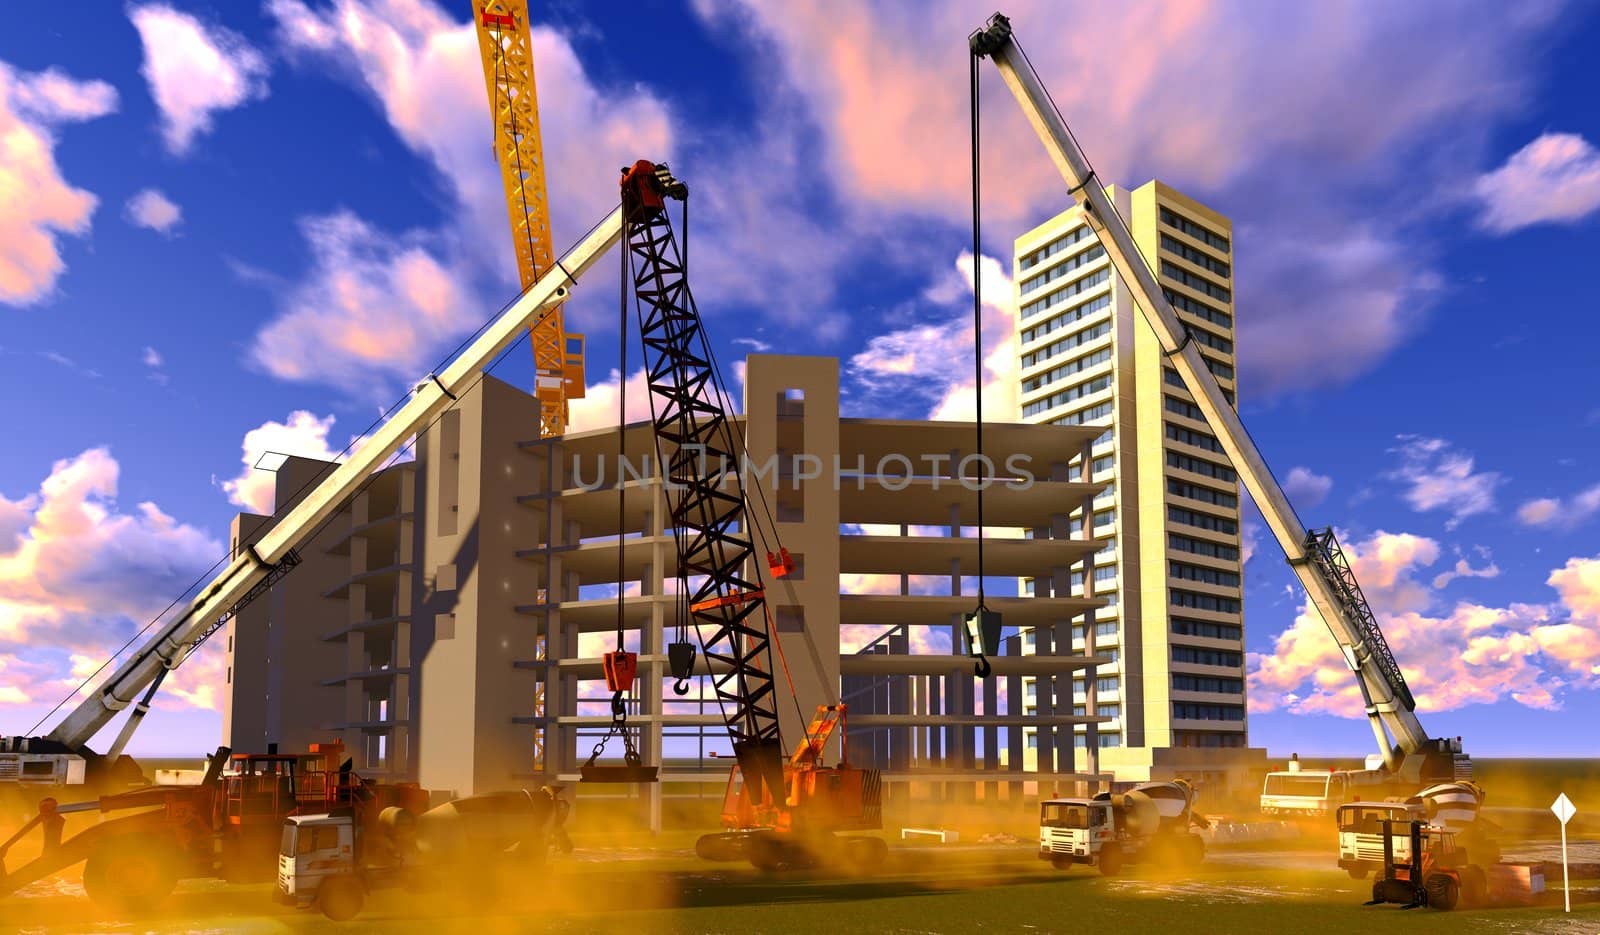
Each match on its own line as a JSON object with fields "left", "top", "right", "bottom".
{"left": 967, "top": 12, "right": 1478, "bottom": 820}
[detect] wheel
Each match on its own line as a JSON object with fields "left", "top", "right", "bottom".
{"left": 316, "top": 875, "right": 365, "bottom": 922}
{"left": 695, "top": 832, "right": 749, "bottom": 862}
{"left": 1049, "top": 855, "right": 1075, "bottom": 871}
{"left": 1371, "top": 880, "right": 1386, "bottom": 904}
{"left": 844, "top": 836, "right": 888, "bottom": 872}
{"left": 1180, "top": 834, "right": 1205, "bottom": 867}
{"left": 1347, "top": 867, "right": 1368, "bottom": 880}
{"left": 1425, "top": 873, "right": 1460, "bottom": 911}
{"left": 1096, "top": 843, "right": 1124, "bottom": 876}
{"left": 748, "top": 833, "right": 791, "bottom": 872}
{"left": 82, "top": 837, "right": 180, "bottom": 914}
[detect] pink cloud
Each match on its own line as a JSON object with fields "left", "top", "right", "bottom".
{"left": 1516, "top": 481, "right": 1600, "bottom": 530}
{"left": 1475, "top": 132, "right": 1600, "bottom": 233}
{"left": 130, "top": 4, "right": 270, "bottom": 155}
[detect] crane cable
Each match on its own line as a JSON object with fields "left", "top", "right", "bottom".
{"left": 968, "top": 47, "right": 993, "bottom": 680}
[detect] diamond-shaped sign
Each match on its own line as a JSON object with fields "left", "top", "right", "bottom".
{"left": 1552, "top": 793, "right": 1577, "bottom": 826}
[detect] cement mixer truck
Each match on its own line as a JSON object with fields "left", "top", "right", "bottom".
{"left": 1038, "top": 781, "right": 1207, "bottom": 875}
{"left": 276, "top": 788, "right": 561, "bottom": 920}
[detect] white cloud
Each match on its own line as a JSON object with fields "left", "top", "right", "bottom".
{"left": 1431, "top": 552, "right": 1501, "bottom": 590}
{"left": 1475, "top": 132, "right": 1600, "bottom": 233}
{"left": 249, "top": 212, "right": 469, "bottom": 392}
{"left": 124, "top": 188, "right": 182, "bottom": 233}
{"left": 1387, "top": 435, "right": 1504, "bottom": 529}
{"left": 0, "top": 448, "right": 224, "bottom": 712}
{"left": 221, "top": 410, "right": 344, "bottom": 514}
{"left": 1516, "top": 482, "right": 1600, "bottom": 530}
{"left": 566, "top": 368, "right": 654, "bottom": 433}
{"left": 129, "top": 4, "right": 270, "bottom": 155}
{"left": 142, "top": 346, "right": 163, "bottom": 368}
{"left": 0, "top": 62, "right": 117, "bottom": 306}
{"left": 1283, "top": 466, "right": 1333, "bottom": 509}
{"left": 1249, "top": 530, "right": 1600, "bottom": 716}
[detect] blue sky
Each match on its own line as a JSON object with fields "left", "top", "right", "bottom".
{"left": 1, "top": 1, "right": 1598, "bottom": 760}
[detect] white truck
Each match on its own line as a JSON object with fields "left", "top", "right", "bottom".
{"left": 277, "top": 789, "right": 558, "bottom": 920}
{"left": 1337, "top": 801, "right": 1425, "bottom": 879}
{"left": 1038, "top": 781, "right": 1207, "bottom": 875}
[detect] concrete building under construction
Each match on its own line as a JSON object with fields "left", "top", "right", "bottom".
{"left": 222, "top": 354, "right": 1125, "bottom": 823}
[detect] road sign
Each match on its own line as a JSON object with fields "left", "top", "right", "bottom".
{"left": 1552, "top": 793, "right": 1577, "bottom": 913}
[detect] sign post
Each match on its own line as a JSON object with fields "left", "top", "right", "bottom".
{"left": 1552, "top": 793, "right": 1577, "bottom": 913}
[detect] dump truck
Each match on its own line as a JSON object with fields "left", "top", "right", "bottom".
{"left": 276, "top": 788, "right": 560, "bottom": 920}
{"left": 1039, "top": 780, "right": 1207, "bottom": 875}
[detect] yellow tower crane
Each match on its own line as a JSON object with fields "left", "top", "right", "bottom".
{"left": 472, "top": 0, "right": 584, "bottom": 438}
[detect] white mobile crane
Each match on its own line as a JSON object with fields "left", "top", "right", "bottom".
{"left": 0, "top": 203, "right": 628, "bottom": 801}
{"left": 968, "top": 13, "right": 1469, "bottom": 803}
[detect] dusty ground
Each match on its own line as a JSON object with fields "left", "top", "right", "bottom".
{"left": 4, "top": 831, "right": 1598, "bottom": 934}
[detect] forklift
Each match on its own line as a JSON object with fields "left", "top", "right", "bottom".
{"left": 1364, "top": 819, "right": 1487, "bottom": 911}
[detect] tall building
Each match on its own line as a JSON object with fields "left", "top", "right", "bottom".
{"left": 1014, "top": 180, "right": 1262, "bottom": 788}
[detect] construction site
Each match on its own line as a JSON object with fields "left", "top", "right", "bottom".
{"left": 0, "top": 3, "right": 1596, "bottom": 932}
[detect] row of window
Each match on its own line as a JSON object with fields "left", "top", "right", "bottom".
{"left": 1022, "top": 346, "right": 1111, "bottom": 393}
{"left": 1166, "top": 288, "right": 1233, "bottom": 329}
{"left": 1090, "top": 454, "right": 1114, "bottom": 475}
{"left": 1172, "top": 617, "right": 1243, "bottom": 641}
{"left": 1159, "top": 232, "right": 1231, "bottom": 278}
{"left": 1172, "top": 702, "right": 1245, "bottom": 722}
{"left": 1029, "top": 734, "right": 1124, "bottom": 749}
{"left": 1019, "top": 223, "right": 1093, "bottom": 270}
{"left": 1051, "top": 400, "right": 1114, "bottom": 427}
{"left": 1023, "top": 374, "right": 1113, "bottom": 418}
{"left": 1173, "top": 675, "right": 1244, "bottom": 694}
{"left": 1171, "top": 561, "right": 1242, "bottom": 588}
{"left": 1162, "top": 260, "right": 1231, "bottom": 302}
{"left": 1169, "top": 533, "right": 1241, "bottom": 562}
{"left": 1160, "top": 206, "right": 1231, "bottom": 252}
{"left": 1189, "top": 327, "right": 1233, "bottom": 354}
{"left": 1167, "top": 450, "right": 1237, "bottom": 483}
{"left": 1021, "top": 267, "right": 1111, "bottom": 319}
{"left": 1164, "top": 368, "right": 1236, "bottom": 404}
{"left": 1019, "top": 294, "right": 1110, "bottom": 345}
{"left": 1173, "top": 645, "right": 1243, "bottom": 667}
{"left": 1168, "top": 506, "right": 1238, "bottom": 535}
{"left": 1168, "top": 478, "right": 1239, "bottom": 509}
{"left": 1174, "top": 731, "right": 1246, "bottom": 748}
{"left": 1069, "top": 565, "right": 1119, "bottom": 588}
{"left": 1166, "top": 423, "right": 1226, "bottom": 454}
{"left": 1171, "top": 588, "right": 1242, "bottom": 614}
{"left": 1020, "top": 244, "right": 1106, "bottom": 295}
{"left": 1021, "top": 320, "right": 1110, "bottom": 370}
{"left": 1165, "top": 395, "right": 1205, "bottom": 422}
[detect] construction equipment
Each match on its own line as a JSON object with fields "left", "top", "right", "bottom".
{"left": 1337, "top": 800, "right": 1426, "bottom": 879}
{"left": 0, "top": 191, "right": 625, "bottom": 801}
{"left": 1364, "top": 819, "right": 1487, "bottom": 911}
{"left": 276, "top": 787, "right": 559, "bottom": 920}
{"left": 1038, "top": 780, "right": 1207, "bottom": 875}
{"left": 600, "top": 160, "right": 883, "bottom": 869}
{"left": 0, "top": 742, "right": 424, "bottom": 911}
{"left": 969, "top": 11, "right": 1470, "bottom": 800}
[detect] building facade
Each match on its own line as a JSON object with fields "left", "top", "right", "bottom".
{"left": 1014, "top": 180, "right": 1261, "bottom": 787}
{"left": 223, "top": 357, "right": 1117, "bottom": 823}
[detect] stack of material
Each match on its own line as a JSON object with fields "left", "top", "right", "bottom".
{"left": 1487, "top": 862, "right": 1547, "bottom": 905}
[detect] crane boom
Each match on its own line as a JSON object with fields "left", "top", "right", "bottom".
{"left": 37, "top": 207, "right": 624, "bottom": 755}
{"left": 971, "top": 13, "right": 1454, "bottom": 778}
{"left": 472, "top": 0, "right": 585, "bottom": 437}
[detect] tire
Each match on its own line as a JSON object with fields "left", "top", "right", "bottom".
{"left": 695, "top": 833, "right": 748, "bottom": 862}
{"left": 1347, "top": 867, "right": 1368, "bottom": 880}
{"left": 1425, "top": 873, "right": 1459, "bottom": 911}
{"left": 1371, "top": 880, "right": 1386, "bottom": 904}
{"left": 1050, "top": 855, "right": 1075, "bottom": 871}
{"left": 316, "top": 875, "right": 365, "bottom": 922}
{"left": 1181, "top": 835, "right": 1205, "bottom": 867}
{"left": 1097, "top": 843, "right": 1124, "bottom": 876}
{"left": 82, "top": 837, "right": 180, "bottom": 914}
{"left": 844, "top": 836, "right": 888, "bottom": 872}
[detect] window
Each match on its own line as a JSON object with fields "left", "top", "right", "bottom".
{"left": 1172, "top": 617, "right": 1242, "bottom": 641}
{"left": 1173, "top": 645, "right": 1243, "bottom": 667}
{"left": 1020, "top": 244, "right": 1106, "bottom": 294}
{"left": 1191, "top": 329, "right": 1233, "bottom": 354}
{"left": 1095, "top": 676, "right": 1120, "bottom": 693}
{"left": 1171, "top": 561, "right": 1241, "bottom": 588}
{"left": 1168, "top": 479, "right": 1238, "bottom": 509}
{"left": 1019, "top": 224, "right": 1093, "bottom": 269}
{"left": 1172, "top": 702, "right": 1245, "bottom": 722}
{"left": 1019, "top": 295, "right": 1111, "bottom": 345}
{"left": 1161, "top": 261, "right": 1231, "bottom": 302}
{"left": 1163, "top": 368, "right": 1235, "bottom": 404}
{"left": 1022, "top": 347, "right": 1111, "bottom": 392}
{"left": 1159, "top": 233, "right": 1231, "bottom": 277}
{"left": 1206, "top": 358, "right": 1235, "bottom": 381}
{"left": 1099, "top": 734, "right": 1122, "bottom": 748}
{"left": 1090, "top": 454, "right": 1114, "bottom": 475}
{"left": 1052, "top": 401, "right": 1114, "bottom": 426}
{"left": 1173, "top": 675, "right": 1244, "bottom": 694}
{"left": 1164, "top": 396, "right": 1206, "bottom": 422}
{"left": 1159, "top": 207, "right": 1230, "bottom": 252}
{"left": 1092, "top": 510, "right": 1116, "bottom": 528}
{"left": 1166, "top": 424, "right": 1226, "bottom": 454}
{"left": 1169, "top": 534, "right": 1240, "bottom": 562}
{"left": 1096, "top": 703, "right": 1120, "bottom": 718}
{"left": 1167, "top": 506, "right": 1237, "bottom": 534}
{"left": 1167, "top": 451, "right": 1237, "bottom": 483}
{"left": 1165, "top": 288, "right": 1233, "bottom": 329}
{"left": 1072, "top": 704, "right": 1087, "bottom": 716}
{"left": 1020, "top": 268, "right": 1111, "bottom": 319}
{"left": 1026, "top": 733, "right": 1038, "bottom": 749}
{"left": 1175, "top": 731, "right": 1245, "bottom": 748}
{"left": 1171, "top": 589, "right": 1242, "bottom": 614}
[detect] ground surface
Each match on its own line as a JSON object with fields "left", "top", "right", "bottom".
{"left": 5, "top": 833, "right": 1597, "bottom": 934}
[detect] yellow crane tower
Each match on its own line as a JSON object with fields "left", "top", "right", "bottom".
{"left": 472, "top": 0, "right": 584, "bottom": 438}
{"left": 471, "top": 0, "right": 572, "bottom": 776}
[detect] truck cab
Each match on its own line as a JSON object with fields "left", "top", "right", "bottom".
{"left": 277, "top": 815, "right": 355, "bottom": 909}
{"left": 1337, "top": 801, "right": 1423, "bottom": 879}
{"left": 1260, "top": 769, "right": 1350, "bottom": 817}
{"left": 1038, "top": 798, "right": 1117, "bottom": 870}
